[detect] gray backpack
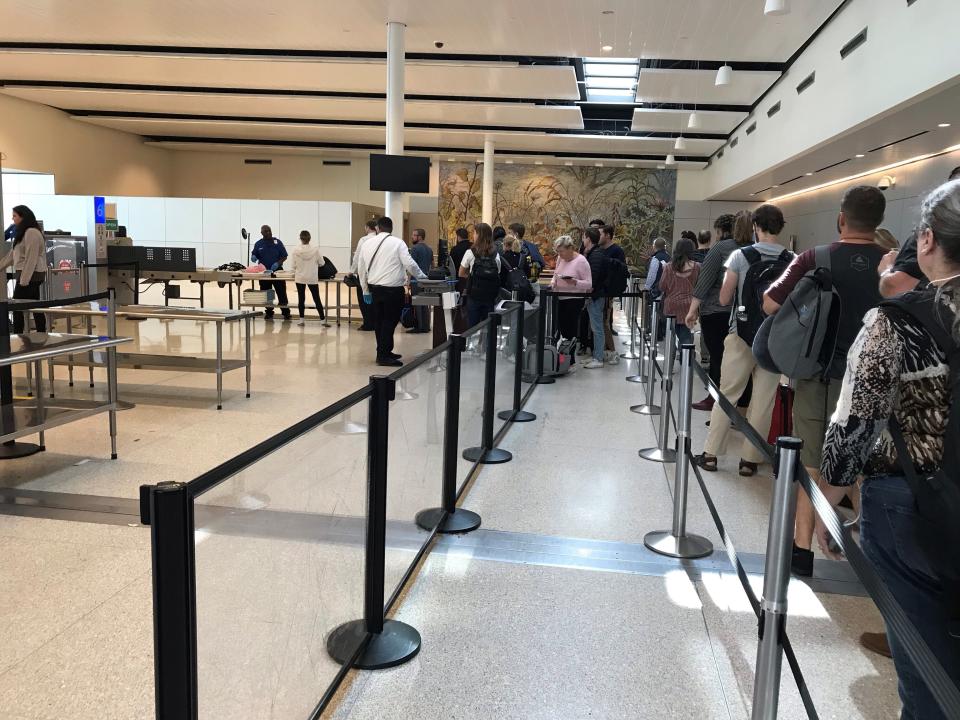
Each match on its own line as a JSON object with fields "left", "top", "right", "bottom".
{"left": 754, "top": 246, "right": 841, "bottom": 380}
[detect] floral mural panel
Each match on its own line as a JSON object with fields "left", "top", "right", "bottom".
{"left": 438, "top": 162, "right": 676, "bottom": 269}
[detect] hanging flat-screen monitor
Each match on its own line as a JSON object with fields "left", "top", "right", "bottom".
{"left": 369, "top": 154, "right": 430, "bottom": 193}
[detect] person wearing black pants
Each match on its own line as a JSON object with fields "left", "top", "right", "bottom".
{"left": 295, "top": 283, "right": 326, "bottom": 323}
{"left": 352, "top": 219, "right": 378, "bottom": 331}
{"left": 1, "top": 205, "right": 48, "bottom": 333}
{"left": 369, "top": 284, "right": 406, "bottom": 360}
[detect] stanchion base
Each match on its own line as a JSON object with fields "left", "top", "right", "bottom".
{"left": 395, "top": 390, "right": 419, "bottom": 401}
{"left": 644, "top": 531, "right": 714, "bottom": 559}
{"left": 638, "top": 446, "right": 677, "bottom": 463}
{"left": 415, "top": 507, "right": 482, "bottom": 534}
{"left": 116, "top": 400, "right": 136, "bottom": 411}
{"left": 522, "top": 374, "right": 556, "bottom": 385}
{"left": 625, "top": 374, "right": 645, "bottom": 383}
{"left": 462, "top": 446, "right": 513, "bottom": 464}
{"left": 326, "top": 619, "right": 421, "bottom": 670}
{"left": 0, "top": 440, "right": 42, "bottom": 459}
{"left": 497, "top": 409, "right": 536, "bottom": 423}
{"left": 630, "top": 403, "right": 660, "bottom": 415}
{"left": 619, "top": 352, "right": 640, "bottom": 360}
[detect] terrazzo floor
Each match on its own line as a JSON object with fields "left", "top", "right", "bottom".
{"left": 1, "top": 294, "right": 902, "bottom": 719}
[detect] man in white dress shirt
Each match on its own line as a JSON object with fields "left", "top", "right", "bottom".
{"left": 357, "top": 216, "right": 427, "bottom": 367}
{"left": 352, "top": 219, "right": 378, "bottom": 331}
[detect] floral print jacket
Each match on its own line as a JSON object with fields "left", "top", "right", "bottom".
{"left": 821, "top": 281, "right": 958, "bottom": 487}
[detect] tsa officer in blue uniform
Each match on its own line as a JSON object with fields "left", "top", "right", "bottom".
{"left": 251, "top": 225, "right": 290, "bottom": 320}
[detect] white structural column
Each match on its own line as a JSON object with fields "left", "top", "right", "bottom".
{"left": 482, "top": 138, "right": 495, "bottom": 225}
{"left": 385, "top": 21, "right": 406, "bottom": 237}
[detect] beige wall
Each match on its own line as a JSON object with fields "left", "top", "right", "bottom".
{"left": 0, "top": 94, "right": 174, "bottom": 196}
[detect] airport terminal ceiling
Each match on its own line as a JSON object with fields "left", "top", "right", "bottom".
{"left": 0, "top": 0, "right": 844, "bottom": 173}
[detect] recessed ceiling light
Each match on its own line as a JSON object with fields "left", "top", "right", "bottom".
{"left": 657, "top": 163, "right": 666, "bottom": 169}
{"left": 505, "top": 159, "right": 514, "bottom": 164}
{"left": 601, "top": 9, "right": 615, "bottom": 14}
{"left": 855, "top": 153, "right": 865, "bottom": 158}
{"left": 595, "top": 162, "right": 604, "bottom": 167}
{"left": 625, "top": 163, "right": 635, "bottom": 168}
{"left": 534, "top": 160, "right": 544, "bottom": 165}
{"left": 601, "top": 45, "right": 613, "bottom": 52}
{"left": 447, "top": 157, "right": 455, "bottom": 162}
{"left": 805, "top": 172, "right": 813, "bottom": 176}
{"left": 939, "top": 123, "right": 952, "bottom": 128}
{"left": 749, "top": 193, "right": 756, "bottom": 196}
{"left": 772, "top": 184, "right": 779, "bottom": 188}
{"left": 564, "top": 161, "right": 574, "bottom": 166}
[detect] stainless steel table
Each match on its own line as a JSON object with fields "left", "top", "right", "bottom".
{"left": 233, "top": 272, "right": 352, "bottom": 325}
{"left": 47, "top": 305, "right": 261, "bottom": 410}
{"left": 0, "top": 332, "right": 131, "bottom": 458}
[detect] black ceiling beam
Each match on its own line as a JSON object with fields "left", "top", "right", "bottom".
{"left": 67, "top": 109, "right": 728, "bottom": 140}
{"left": 0, "top": 42, "right": 571, "bottom": 65}
{"left": 636, "top": 58, "right": 784, "bottom": 72}
{"left": 144, "top": 135, "right": 710, "bottom": 162}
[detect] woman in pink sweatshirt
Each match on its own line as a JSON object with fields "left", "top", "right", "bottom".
{"left": 550, "top": 235, "right": 592, "bottom": 361}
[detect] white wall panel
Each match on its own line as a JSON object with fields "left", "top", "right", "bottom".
{"left": 4, "top": 193, "right": 88, "bottom": 235}
{"left": 201, "top": 198, "right": 241, "bottom": 247}
{"left": 317, "top": 202, "right": 352, "bottom": 250}
{"left": 316, "top": 245, "right": 350, "bottom": 272}
{"left": 126, "top": 197, "right": 165, "bottom": 244}
{"left": 164, "top": 198, "right": 202, "bottom": 246}
{"left": 240, "top": 200, "right": 280, "bottom": 242}
{"left": 278, "top": 201, "right": 319, "bottom": 247}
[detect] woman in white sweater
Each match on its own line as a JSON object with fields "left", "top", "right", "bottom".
{"left": 291, "top": 230, "right": 329, "bottom": 327}
{"left": 0, "top": 205, "right": 48, "bottom": 332}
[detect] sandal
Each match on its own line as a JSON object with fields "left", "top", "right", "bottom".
{"left": 739, "top": 460, "right": 758, "bottom": 477}
{"left": 693, "top": 453, "right": 717, "bottom": 472}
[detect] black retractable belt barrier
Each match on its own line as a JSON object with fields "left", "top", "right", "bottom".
{"left": 528, "top": 288, "right": 555, "bottom": 385}
{"left": 462, "top": 312, "right": 513, "bottom": 464}
{"left": 141, "top": 482, "right": 199, "bottom": 720}
{"left": 416, "top": 335, "right": 482, "bottom": 534}
{"left": 327, "top": 375, "right": 422, "bottom": 669}
{"left": 498, "top": 302, "right": 536, "bottom": 423}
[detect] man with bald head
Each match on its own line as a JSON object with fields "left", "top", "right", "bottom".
{"left": 251, "top": 224, "right": 290, "bottom": 320}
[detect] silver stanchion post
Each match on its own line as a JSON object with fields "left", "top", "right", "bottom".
{"left": 751, "top": 437, "right": 803, "bottom": 720}
{"left": 626, "top": 288, "right": 649, "bottom": 378}
{"left": 639, "top": 316, "right": 677, "bottom": 462}
{"left": 620, "top": 280, "right": 640, "bottom": 360}
{"left": 631, "top": 297, "right": 661, "bottom": 414}
{"left": 644, "top": 344, "right": 714, "bottom": 558}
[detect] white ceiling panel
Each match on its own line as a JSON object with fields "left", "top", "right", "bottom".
{"left": 635, "top": 68, "right": 780, "bottom": 106}
{"left": 0, "top": 0, "right": 839, "bottom": 61}
{"left": 0, "top": 51, "right": 579, "bottom": 99}
{"left": 77, "top": 116, "right": 721, "bottom": 157}
{"left": 631, "top": 108, "right": 748, "bottom": 134}
{"left": 0, "top": 86, "right": 585, "bottom": 129}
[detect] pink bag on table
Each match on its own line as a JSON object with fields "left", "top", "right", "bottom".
{"left": 245, "top": 263, "right": 267, "bottom": 273}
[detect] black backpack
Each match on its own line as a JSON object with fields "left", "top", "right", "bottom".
{"left": 604, "top": 257, "right": 630, "bottom": 297}
{"left": 468, "top": 254, "right": 502, "bottom": 304}
{"left": 882, "top": 292, "right": 960, "bottom": 635}
{"left": 736, "top": 246, "right": 793, "bottom": 345}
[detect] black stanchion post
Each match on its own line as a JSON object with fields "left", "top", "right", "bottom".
{"left": 644, "top": 344, "right": 714, "bottom": 558}
{"left": 327, "top": 375, "right": 422, "bottom": 669}
{"left": 499, "top": 302, "right": 535, "bottom": 423}
{"left": 527, "top": 288, "right": 555, "bottom": 385}
{"left": 416, "top": 335, "right": 482, "bottom": 533}
{"left": 143, "top": 481, "right": 199, "bottom": 720}
{"left": 0, "top": 298, "right": 41, "bottom": 459}
{"left": 463, "top": 312, "right": 513, "bottom": 464}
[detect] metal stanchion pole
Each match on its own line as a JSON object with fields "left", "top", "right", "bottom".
{"left": 498, "top": 303, "right": 536, "bottom": 423}
{"left": 463, "top": 312, "right": 512, "bottom": 464}
{"left": 527, "top": 288, "right": 554, "bottom": 385}
{"left": 416, "top": 335, "right": 482, "bottom": 533}
{"left": 328, "top": 375, "right": 422, "bottom": 669}
{"left": 631, "top": 297, "right": 661, "bottom": 414}
{"left": 639, "top": 316, "right": 677, "bottom": 462}
{"left": 644, "top": 344, "right": 714, "bottom": 558}
{"left": 627, "top": 289, "right": 649, "bottom": 383}
{"left": 620, "top": 283, "right": 640, "bottom": 360}
{"left": 751, "top": 437, "right": 803, "bottom": 720}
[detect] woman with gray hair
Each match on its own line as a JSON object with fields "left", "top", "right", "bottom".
{"left": 816, "top": 179, "right": 960, "bottom": 719}
{"left": 550, "top": 234, "right": 592, "bottom": 367}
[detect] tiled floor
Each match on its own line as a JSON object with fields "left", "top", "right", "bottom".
{"left": 1, "top": 304, "right": 902, "bottom": 719}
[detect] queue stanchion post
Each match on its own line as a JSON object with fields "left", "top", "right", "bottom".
{"left": 498, "top": 302, "right": 535, "bottom": 423}
{"left": 463, "top": 312, "right": 512, "bottom": 464}
{"left": 644, "top": 343, "right": 714, "bottom": 558}
{"left": 416, "top": 335, "right": 482, "bottom": 533}
{"left": 328, "top": 375, "right": 422, "bottom": 669}
{"left": 751, "top": 437, "right": 802, "bottom": 720}
{"left": 526, "top": 288, "right": 554, "bottom": 385}
{"left": 639, "top": 315, "right": 677, "bottom": 463}
{"left": 626, "top": 289, "right": 650, "bottom": 383}
{"left": 631, "top": 297, "right": 662, "bottom": 415}
{"left": 620, "top": 284, "right": 641, "bottom": 360}
{"left": 0, "top": 295, "right": 42, "bottom": 459}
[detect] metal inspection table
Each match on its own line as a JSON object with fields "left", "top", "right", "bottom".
{"left": 46, "top": 305, "right": 261, "bottom": 410}
{"left": 233, "top": 272, "right": 356, "bottom": 325}
{"left": 107, "top": 268, "right": 243, "bottom": 308}
{"left": 0, "top": 332, "right": 131, "bottom": 459}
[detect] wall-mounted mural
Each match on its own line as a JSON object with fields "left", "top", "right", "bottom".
{"left": 438, "top": 162, "right": 676, "bottom": 268}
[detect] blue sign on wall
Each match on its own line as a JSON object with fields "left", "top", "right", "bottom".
{"left": 94, "top": 196, "right": 105, "bottom": 224}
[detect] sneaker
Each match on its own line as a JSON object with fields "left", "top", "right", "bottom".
{"left": 791, "top": 544, "right": 814, "bottom": 577}
{"left": 567, "top": 363, "right": 578, "bottom": 373}
{"left": 584, "top": 359, "right": 604, "bottom": 369}
{"left": 606, "top": 353, "right": 620, "bottom": 366}
{"left": 297, "top": 319, "right": 305, "bottom": 326}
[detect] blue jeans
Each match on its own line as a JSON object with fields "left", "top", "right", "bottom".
{"left": 675, "top": 323, "right": 693, "bottom": 347}
{"left": 467, "top": 298, "right": 494, "bottom": 329}
{"left": 860, "top": 474, "right": 960, "bottom": 720}
{"left": 586, "top": 298, "right": 606, "bottom": 362}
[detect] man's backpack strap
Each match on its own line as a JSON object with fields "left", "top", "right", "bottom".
{"left": 741, "top": 246, "right": 760, "bottom": 265}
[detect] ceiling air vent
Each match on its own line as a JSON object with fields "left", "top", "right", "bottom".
{"left": 244, "top": 159, "right": 272, "bottom": 165}
{"left": 840, "top": 28, "right": 868, "bottom": 59}
{"left": 816, "top": 158, "right": 851, "bottom": 173}
{"left": 717, "top": 148, "right": 724, "bottom": 159}
{"left": 730, "top": 136, "right": 739, "bottom": 149}
{"left": 796, "top": 72, "right": 815, "bottom": 95}
{"left": 868, "top": 130, "right": 928, "bottom": 153}
{"left": 322, "top": 160, "right": 352, "bottom": 166}
{"left": 906, "top": 0, "right": 920, "bottom": 5}
{"left": 745, "top": 122, "right": 757, "bottom": 136}
{"left": 767, "top": 101, "right": 781, "bottom": 118}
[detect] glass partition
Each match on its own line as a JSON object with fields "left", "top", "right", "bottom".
{"left": 191, "top": 399, "right": 369, "bottom": 720}
{"left": 384, "top": 351, "right": 447, "bottom": 600}
{"left": 493, "top": 304, "right": 520, "bottom": 438}
{"left": 456, "top": 321, "right": 487, "bottom": 491}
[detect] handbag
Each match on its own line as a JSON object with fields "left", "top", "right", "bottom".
{"left": 343, "top": 273, "right": 360, "bottom": 288}
{"left": 318, "top": 256, "right": 337, "bottom": 280}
